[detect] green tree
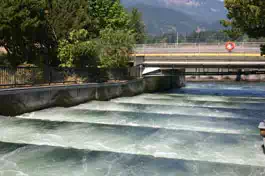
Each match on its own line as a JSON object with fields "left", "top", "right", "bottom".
{"left": 47, "top": 0, "right": 92, "bottom": 40}
{"left": 0, "top": 0, "right": 142, "bottom": 68}
{"left": 220, "top": 20, "right": 243, "bottom": 41}
{"left": 0, "top": 0, "right": 54, "bottom": 66}
{"left": 87, "top": 0, "right": 130, "bottom": 37}
{"left": 58, "top": 29, "right": 98, "bottom": 68}
{"left": 105, "top": 0, "right": 130, "bottom": 30}
{"left": 99, "top": 28, "right": 135, "bottom": 68}
{"left": 129, "top": 8, "right": 146, "bottom": 44}
{"left": 57, "top": 0, "right": 136, "bottom": 68}
{"left": 222, "top": 0, "right": 265, "bottom": 53}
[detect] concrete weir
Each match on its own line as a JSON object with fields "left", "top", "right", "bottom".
{"left": 0, "top": 75, "right": 185, "bottom": 116}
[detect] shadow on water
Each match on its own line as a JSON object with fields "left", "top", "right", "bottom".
{"left": 107, "top": 102, "right": 265, "bottom": 122}
{"left": 166, "top": 82, "right": 265, "bottom": 122}
{"left": 170, "top": 87, "right": 265, "bottom": 97}
{"left": 168, "top": 82, "right": 265, "bottom": 97}
{"left": 0, "top": 142, "right": 27, "bottom": 154}
{"left": 0, "top": 141, "right": 264, "bottom": 176}
{"left": 1, "top": 116, "right": 261, "bottom": 149}
{"left": 8, "top": 118, "right": 70, "bottom": 131}
{"left": 15, "top": 106, "right": 262, "bottom": 135}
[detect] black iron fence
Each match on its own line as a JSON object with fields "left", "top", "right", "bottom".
{"left": 0, "top": 66, "right": 141, "bottom": 88}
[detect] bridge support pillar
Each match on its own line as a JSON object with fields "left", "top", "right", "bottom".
{"left": 139, "top": 65, "right": 143, "bottom": 78}
{"left": 134, "top": 56, "right": 145, "bottom": 66}
{"left": 236, "top": 69, "right": 242, "bottom": 82}
{"left": 196, "top": 68, "right": 200, "bottom": 80}
{"left": 220, "top": 68, "right": 224, "bottom": 80}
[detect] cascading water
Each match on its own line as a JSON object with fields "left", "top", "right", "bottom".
{"left": 1, "top": 82, "right": 265, "bottom": 176}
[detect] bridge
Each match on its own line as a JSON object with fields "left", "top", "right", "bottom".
{"left": 132, "top": 42, "right": 265, "bottom": 75}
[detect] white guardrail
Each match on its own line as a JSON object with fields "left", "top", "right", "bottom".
{"left": 134, "top": 42, "right": 265, "bottom": 54}
{"left": 135, "top": 42, "right": 265, "bottom": 48}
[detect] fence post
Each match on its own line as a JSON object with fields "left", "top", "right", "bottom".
{"left": 49, "top": 67, "right": 52, "bottom": 85}
{"left": 87, "top": 68, "right": 89, "bottom": 83}
{"left": 171, "top": 65, "right": 174, "bottom": 88}
{"left": 76, "top": 74, "right": 77, "bottom": 84}
{"left": 139, "top": 65, "right": 143, "bottom": 78}
{"left": 62, "top": 68, "right": 65, "bottom": 85}
{"left": 14, "top": 68, "right": 17, "bottom": 87}
{"left": 31, "top": 68, "right": 34, "bottom": 86}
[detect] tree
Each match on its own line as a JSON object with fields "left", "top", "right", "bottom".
{"left": 222, "top": 0, "right": 265, "bottom": 53}
{"left": 0, "top": 0, "right": 54, "bottom": 66}
{"left": 57, "top": 0, "right": 137, "bottom": 68}
{"left": 47, "top": 0, "right": 92, "bottom": 40}
{"left": 58, "top": 29, "right": 98, "bottom": 68}
{"left": 105, "top": 0, "right": 130, "bottom": 30}
{"left": 224, "top": 0, "right": 265, "bottom": 38}
{"left": 0, "top": 0, "right": 143, "bottom": 67}
{"left": 220, "top": 20, "right": 243, "bottom": 41}
{"left": 129, "top": 8, "right": 146, "bottom": 44}
{"left": 86, "top": 0, "right": 131, "bottom": 38}
{"left": 99, "top": 28, "right": 135, "bottom": 68}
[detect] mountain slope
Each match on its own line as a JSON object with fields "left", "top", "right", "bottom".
{"left": 122, "top": 0, "right": 227, "bottom": 22}
{"left": 127, "top": 4, "right": 200, "bottom": 35}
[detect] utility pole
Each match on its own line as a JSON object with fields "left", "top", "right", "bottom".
{"left": 176, "top": 32, "right": 179, "bottom": 46}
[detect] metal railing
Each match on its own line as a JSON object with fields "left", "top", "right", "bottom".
{"left": 134, "top": 42, "right": 265, "bottom": 54}
{"left": 0, "top": 66, "right": 141, "bottom": 88}
{"left": 136, "top": 42, "right": 265, "bottom": 48}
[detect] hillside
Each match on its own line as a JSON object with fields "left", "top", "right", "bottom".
{"left": 127, "top": 4, "right": 224, "bottom": 35}
{"left": 128, "top": 4, "right": 200, "bottom": 35}
{"left": 122, "top": 0, "right": 227, "bottom": 22}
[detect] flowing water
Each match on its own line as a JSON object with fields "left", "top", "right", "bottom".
{"left": 1, "top": 82, "right": 265, "bottom": 176}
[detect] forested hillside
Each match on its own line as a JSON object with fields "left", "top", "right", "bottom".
{"left": 127, "top": 4, "right": 199, "bottom": 35}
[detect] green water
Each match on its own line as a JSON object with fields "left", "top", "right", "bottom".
{"left": 1, "top": 82, "right": 265, "bottom": 176}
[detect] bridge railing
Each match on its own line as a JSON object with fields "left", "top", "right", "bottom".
{"left": 135, "top": 42, "right": 265, "bottom": 54}
{"left": 136, "top": 42, "right": 265, "bottom": 48}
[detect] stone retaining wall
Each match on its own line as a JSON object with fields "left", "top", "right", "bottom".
{"left": 0, "top": 75, "right": 185, "bottom": 116}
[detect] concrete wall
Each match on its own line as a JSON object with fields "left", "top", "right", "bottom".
{"left": 0, "top": 75, "right": 185, "bottom": 116}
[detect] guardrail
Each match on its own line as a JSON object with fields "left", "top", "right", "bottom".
{"left": 135, "top": 42, "right": 265, "bottom": 48}
{"left": 133, "top": 52, "right": 264, "bottom": 57}
{"left": 134, "top": 42, "right": 265, "bottom": 54}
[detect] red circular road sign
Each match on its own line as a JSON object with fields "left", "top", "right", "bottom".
{"left": 225, "top": 42, "right": 236, "bottom": 52}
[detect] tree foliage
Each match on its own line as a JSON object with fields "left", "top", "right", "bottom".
{"left": 85, "top": 0, "right": 131, "bottom": 38}
{"left": 99, "top": 28, "right": 135, "bottom": 68}
{"left": 47, "top": 0, "right": 92, "bottom": 40}
{"left": 129, "top": 8, "right": 145, "bottom": 44}
{"left": 222, "top": 0, "right": 265, "bottom": 54}
{"left": 224, "top": 0, "right": 265, "bottom": 38}
{"left": 0, "top": 0, "right": 54, "bottom": 66}
{"left": 58, "top": 29, "right": 98, "bottom": 68}
{"left": 220, "top": 20, "right": 243, "bottom": 41}
{"left": 221, "top": 0, "right": 265, "bottom": 46}
{"left": 0, "top": 0, "right": 146, "bottom": 67}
